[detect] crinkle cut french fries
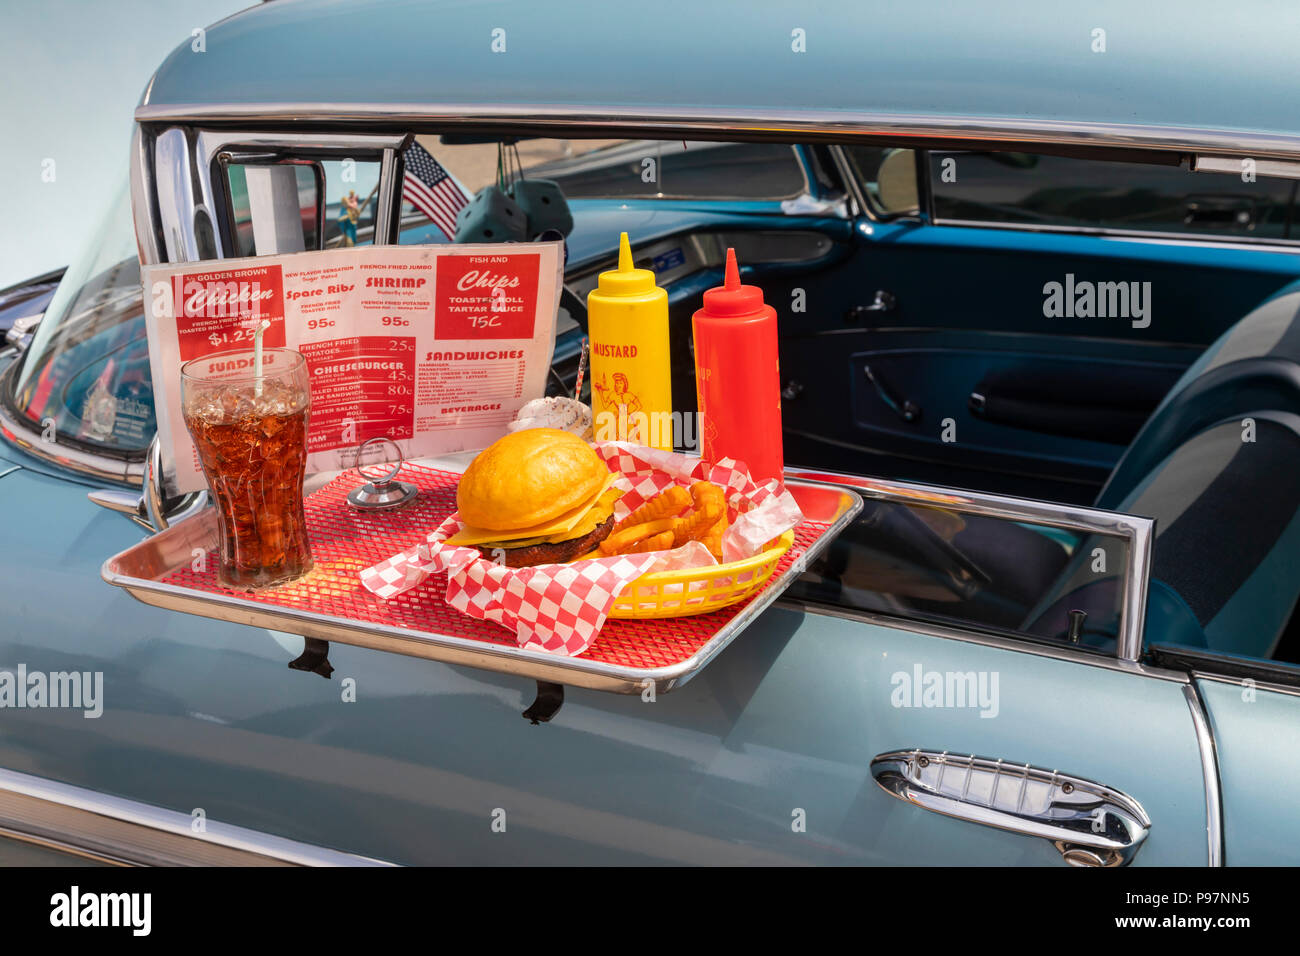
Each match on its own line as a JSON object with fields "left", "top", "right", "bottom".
{"left": 599, "top": 481, "right": 730, "bottom": 559}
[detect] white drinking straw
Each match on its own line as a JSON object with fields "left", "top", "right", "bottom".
{"left": 251, "top": 319, "right": 271, "bottom": 398}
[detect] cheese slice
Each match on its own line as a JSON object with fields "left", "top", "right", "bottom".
{"left": 497, "top": 488, "right": 624, "bottom": 548}
{"left": 446, "top": 472, "right": 619, "bottom": 547}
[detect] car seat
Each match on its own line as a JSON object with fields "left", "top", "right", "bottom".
{"left": 1029, "top": 283, "right": 1300, "bottom": 659}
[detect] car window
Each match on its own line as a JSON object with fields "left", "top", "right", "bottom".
{"left": 786, "top": 493, "right": 1131, "bottom": 654}
{"left": 534, "top": 140, "right": 807, "bottom": 200}
{"left": 929, "top": 150, "right": 1299, "bottom": 241}
{"left": 7, "top": 184, "right": 154, "bottom": 455}
{"left": 843, "top": 146, "right": 921, "bottom": 218}
{"left": 429, "top": 137, "right": 808, "bottom": 202}
{"left": 321, "top": 159, "right": 382, "bottom": 248}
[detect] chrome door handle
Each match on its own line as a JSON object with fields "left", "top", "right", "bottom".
{"left": 871, "top": 749, "right": 1151, "bottom": 867}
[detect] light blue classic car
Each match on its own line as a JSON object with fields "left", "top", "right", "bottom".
{"left": 1, "top": 0, "right": 1299, "bottom": 867}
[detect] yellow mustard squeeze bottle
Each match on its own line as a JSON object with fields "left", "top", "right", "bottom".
{"left": 586, "top": 232, "right": 673, "bottom": 450}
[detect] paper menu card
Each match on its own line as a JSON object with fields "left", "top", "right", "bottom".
{"left": 143, "top": 241, "right": 563, "bottom": 495}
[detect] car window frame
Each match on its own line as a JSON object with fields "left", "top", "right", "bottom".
{"left": 923, "top": 147, "right": 1300, "bottom": 248}
{"left": 782, "top": 467, "right": 1156, "bottom": 664}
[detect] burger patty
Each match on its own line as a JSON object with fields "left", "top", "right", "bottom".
{"left": 474, "top": 514, "right": 615, "bottom": 568}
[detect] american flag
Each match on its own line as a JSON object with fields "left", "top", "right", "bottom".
{"left": 402, "top": 142, "right": 470, "bottom": 238}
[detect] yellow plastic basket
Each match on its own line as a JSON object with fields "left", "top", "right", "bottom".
{"left": 607, "top": 530, "right": 795, "bottom": 619}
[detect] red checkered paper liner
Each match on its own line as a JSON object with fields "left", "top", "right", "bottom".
{"left": 595, "top": 442, "right": 785, "bottom": 523}
{"left": 360, "top": 443, "right": 801, "bottom": 656}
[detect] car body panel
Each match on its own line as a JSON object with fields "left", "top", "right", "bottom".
{"left": 1195, "top": 678, "right": 1300, "bottom": 866}
{"left": 0, "top": 459, "right": 1208, "bottom": 864}
{"left": 139, "top": 0, "right": 1300, "bottom": 156}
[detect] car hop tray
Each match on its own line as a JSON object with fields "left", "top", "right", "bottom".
{"left": 102, "top": 462, "right": 861, "bottom": 695}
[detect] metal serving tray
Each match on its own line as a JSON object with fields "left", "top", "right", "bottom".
{"left": 102, "top": 465, "right": 861, "bottom": 695}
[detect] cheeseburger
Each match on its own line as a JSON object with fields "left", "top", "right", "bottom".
{"left": 446, "top": 428, "right": 622, "bottom": 566}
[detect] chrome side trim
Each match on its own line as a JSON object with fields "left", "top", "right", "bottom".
{"left": 929, "top": 216, "right": 1300, "bottom": 251}
{"left": 1194, "top": 154, "right": 1300, "bottom": 181}
{"left": 1182, "top": 682, "right": 1225, "bottom": 867}
{"left": 784, "top": 467, "right": 1155, "bottom": 662}
{"left": 777, "top": 598, "right": 1189, "bottom": 682}
{"left": 0, "top": 767, "right": 394, "bottom": 866}
{"left": 134, "top": 104, "right": 1300, "bottom": 162}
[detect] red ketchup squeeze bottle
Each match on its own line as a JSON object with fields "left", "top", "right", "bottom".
{"left": 691, "top": 249, "right": 784, "bottom": 484}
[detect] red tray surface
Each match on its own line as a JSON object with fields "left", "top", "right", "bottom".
{"left": 162, "top": 463, "right": 831, "bottom": 670}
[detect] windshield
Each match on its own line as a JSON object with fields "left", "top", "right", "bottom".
{"left": 7, "top": 183, "right": 154, "bottom": 455}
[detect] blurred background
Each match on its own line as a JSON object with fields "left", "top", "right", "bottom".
{"left": 0, "top": 0, "right": 253, "bottom": 288}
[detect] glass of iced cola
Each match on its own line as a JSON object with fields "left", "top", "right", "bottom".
{"left": 181, "top": 348, "right": 314, "bottom": 589}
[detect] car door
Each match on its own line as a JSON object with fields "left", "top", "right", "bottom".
{"left": 775, "top": 145, "right": 1300, "bottom": 504}
{"left": 0, "top": 457, "right": 1212, "bottom": 865}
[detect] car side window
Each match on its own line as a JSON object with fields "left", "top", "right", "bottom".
{"left": 786, "top": 493, "right": 1133, "bottom": 654}
{"left": 496, "top": 140, "right": 808, "bottom": 201}
{"left": 843, "top": 146, "right": 920, "bottom": 218}
{"left": 929, "top": 150, "right": 1299, "bottom": 241}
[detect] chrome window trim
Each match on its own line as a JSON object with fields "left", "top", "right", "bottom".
{"left": 826, "top": 144, "right": 869, "bottom": 219}
{"left": 827, "top": 143, "right": 927, "bottom": 225}
{"left": 1181, "top": 682, "right": 1225, "bottom": 867}
{"left": 929, "top": 216, "right": 1300, "bottom": 251}
{"left": 778, "top": 598, "right": 1188, "bottom": 682}
{"left": 190, "top": 130, "right": 409, "bottom": 265}
{"left": 153, "top": 127, "right": 206, "bottom": 263}
{"left": 0, "top": 766, "right": 394, "bottom": 867}
{"left": 133, "top": 104, "right": 1300, "bottom": 162}
{"left": 784, "top": 466, "right": 1155, "bottom": 662}
{"left": 130, "top": 124, "right": 162, "bottom": 266}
